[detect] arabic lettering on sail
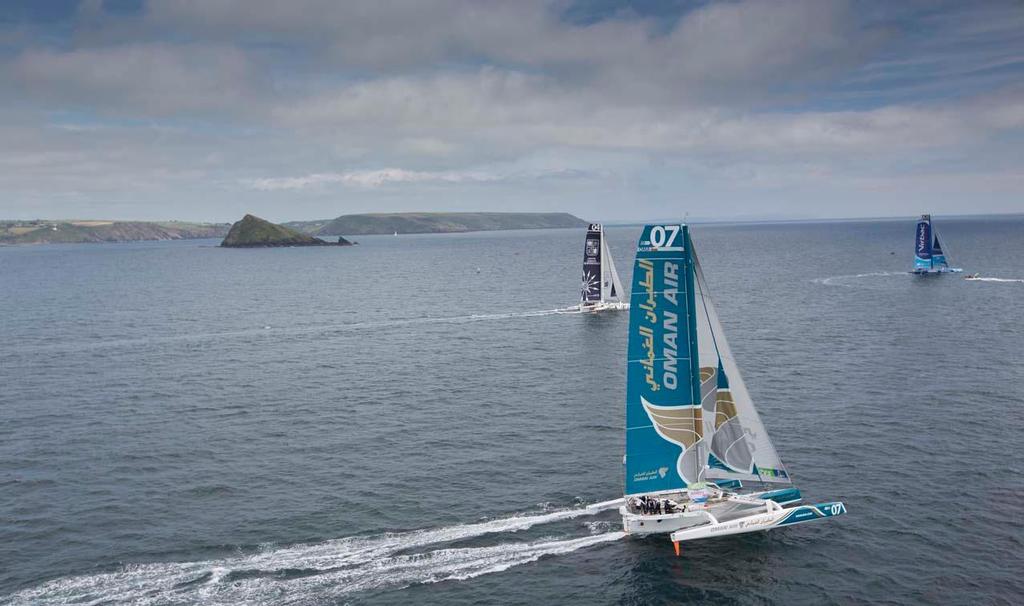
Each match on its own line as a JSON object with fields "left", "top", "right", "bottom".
{"left": 636, "top": 259, "right": 659, "bottom": 392}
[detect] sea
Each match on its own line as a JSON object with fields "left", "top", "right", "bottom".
{"left": 1, "top": 217, "right": 1022, "bottom": 605}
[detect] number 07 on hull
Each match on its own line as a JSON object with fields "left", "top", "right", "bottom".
{"left": 620, "top": 224, "right": 845, "bottom": 552}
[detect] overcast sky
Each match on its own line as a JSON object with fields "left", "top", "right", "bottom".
{"left": 1, "top": 0, "right": 1022, "bottom": 223}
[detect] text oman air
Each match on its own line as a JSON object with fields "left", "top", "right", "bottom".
{"left": 662, "top": 261, "right": 679, "bottom": 390}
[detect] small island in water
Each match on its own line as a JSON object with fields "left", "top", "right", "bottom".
{"left": 221, "top": 214, "right": 354, "bottom": 248}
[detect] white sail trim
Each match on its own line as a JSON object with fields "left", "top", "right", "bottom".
{"left": 691, "top": 244, "right": 792, "bottom": 484}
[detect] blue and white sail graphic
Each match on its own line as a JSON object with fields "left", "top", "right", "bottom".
{"left": 914, "top": 215, "right": 933, "bottom": 271}
{"left": 625, "top": 224, "right": 702, "bottom": 495}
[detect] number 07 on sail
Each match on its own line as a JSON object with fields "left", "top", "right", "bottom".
{"left": 619, "top": 224, "right": 845, "bottom": 552}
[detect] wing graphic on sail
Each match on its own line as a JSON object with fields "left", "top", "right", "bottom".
{"left": 692, "top": 245, "right": 791, "bottom": 484}
{"left": 625, "top": 225, "right": 703, "bottom": 494}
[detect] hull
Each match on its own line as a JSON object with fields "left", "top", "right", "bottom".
{"left": 911, "top": 267, "right": 962, "bottom": 275}
{"left": 670, "top": 501, "right": 846, "bottom": 544}
{"left": 621, "top": 488, "right": 802, "bottom": 536}
{"left": 582, "top": 301, "right": 629, "bottom": 312}
{"left": 557, "top": 301, "right": 630, "bottom": 314}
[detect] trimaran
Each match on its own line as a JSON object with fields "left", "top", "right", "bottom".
{"left": 599, "top": 223, "right": 845, "bottom": 554}
{"left": 912, "top": 214, "right": 962, "bottom": 274}
{"left": 573, "top": 223, "right": 629, "bottom": 313}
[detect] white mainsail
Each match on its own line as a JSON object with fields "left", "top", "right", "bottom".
{"left": 692, "top": 247, "right": 790, "bottom": 484}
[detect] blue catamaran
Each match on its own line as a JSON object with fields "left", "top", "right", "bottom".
{"left": 913, "top": 214, "right": 962, "bottom": 274}
{"left": 616, "top": 224, "right": 845, "bottom": 553}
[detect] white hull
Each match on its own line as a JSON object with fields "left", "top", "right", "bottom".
{"left": 620, "top": 488, "right": 801, "bottom": 536}
{"left": 670, "top": 500, "right": 846, "bottom": 544}
{"left": 583, "top": 301, "right": 629, "bottom": 312}
{"left": 556, "top": 301, "right": 630, "bottom": 314}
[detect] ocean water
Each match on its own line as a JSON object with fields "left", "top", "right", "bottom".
{"left": 1, "top": 218, "right": 1022, "bottom": 605}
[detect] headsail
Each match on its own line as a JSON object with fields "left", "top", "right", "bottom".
{"left": 692, "top": 249, "right": 791, "bottom": 484}
{"left": 581, "top": 224, "right": 603, "bottom": 304}
{"left": 625, "top": 225, "right": 702, "bottom": 494}
{"left": 601, "top": 232, "right": 625, "bottom": 303}
{"left": 914, "top": 215, "right": 933, "bottom": 271}
{"left": 931, "top": 234, "right": 948, "bottom": 269}
{"left": 625, "top": 224, "right": 790, "bottom": 496}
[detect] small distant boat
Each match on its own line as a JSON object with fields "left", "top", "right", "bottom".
{"left": 576, "top": 223, "right": 628, "bottom": 312}
{"left": 393, "top": 231, "right": 398, "bottom": 236}
{"left": 616, "top": 224, "right": 845, "bottom": 553}
{"left": 912, "top": 214, "right": 962, "bottom": 274}
{"left": 965, "top": 273, "right": 981, "bottom": 280}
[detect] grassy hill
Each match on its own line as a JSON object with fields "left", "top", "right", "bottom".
{"left": 284, "top": 212, "right": 587, "bottom": 236}
{"left": 0, "top": 220, "right": 229, "bottom": 245}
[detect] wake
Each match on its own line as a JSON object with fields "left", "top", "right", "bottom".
{"left": 966, "top": 277, "right": 1024, "bottom": 283}
{"left": 1, "top": 503, "right": 623, "bottom": 605}
{"left": 812, "top": 271, "right": 907, "bottom": 287}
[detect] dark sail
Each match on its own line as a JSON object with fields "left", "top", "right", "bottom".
{"left": 581, "top": 224, "right": 603, "bottom": 304}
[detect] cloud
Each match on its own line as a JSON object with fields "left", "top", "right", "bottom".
{"left": 243, "top": 166, "right": 595, "bottom": 190}
{"left": 0, "top": 1, "right": 1022, "bottom": 221}
{"left": 11, "top": 43, "right": 258, "bottom": 115}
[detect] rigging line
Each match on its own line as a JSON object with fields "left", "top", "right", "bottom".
{"left": 691, "top": 241, "right": 723, "bottom": 361}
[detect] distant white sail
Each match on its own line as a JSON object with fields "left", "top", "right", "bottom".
{"left": 600, "top": 234, "right": 625, "bottom": 304}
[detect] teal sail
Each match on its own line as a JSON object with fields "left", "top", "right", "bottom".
{"left": 625, "top": 225, "right": 702, "bottom": 495}
{"left": 625, "top": 224, "right": 791, "bottom": 496}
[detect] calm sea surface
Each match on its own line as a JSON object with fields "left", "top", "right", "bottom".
{"left": 1, "top": 218, "right": 1022, "bottom": 605}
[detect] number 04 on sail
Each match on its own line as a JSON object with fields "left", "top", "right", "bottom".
{"left": 619, "top": 224, "right": 845, "bottom": 552}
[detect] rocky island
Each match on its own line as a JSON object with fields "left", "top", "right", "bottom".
{"left": 221, "top": 214, "right": 354, "bottom": 248}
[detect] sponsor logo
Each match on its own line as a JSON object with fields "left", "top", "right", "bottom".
{"left": 633, "top": 468, "right": 663, "bottom": 482}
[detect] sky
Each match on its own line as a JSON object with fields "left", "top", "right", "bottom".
{"left": 1, "top": 0, "right": 1022, "bottom": 223}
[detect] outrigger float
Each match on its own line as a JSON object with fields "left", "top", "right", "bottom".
{"left": 602, "top": 224, "right": 846, "bottom": 553}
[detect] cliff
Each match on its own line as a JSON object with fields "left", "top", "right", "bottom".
{"left": 0, "top": 221, "right": 229, "bottom": 245}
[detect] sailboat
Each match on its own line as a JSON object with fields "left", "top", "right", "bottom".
{"left": 576, "top": 223, "right": 629, "bottom": 312}
{"left": 618, "top": 224, "right": 845, "bottom": 553}
{"left": 912, "top": 214, "right": 962, "bottom": 274}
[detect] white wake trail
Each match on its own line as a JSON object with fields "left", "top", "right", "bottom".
{"left": 965, "top": 277, "right": 1024, "bottom": 283}
{"left": 812, "top": 271, "right": 906, "bottom": 287}
{"left": 2, "top": 503, "right": 623, "bottom": 606}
